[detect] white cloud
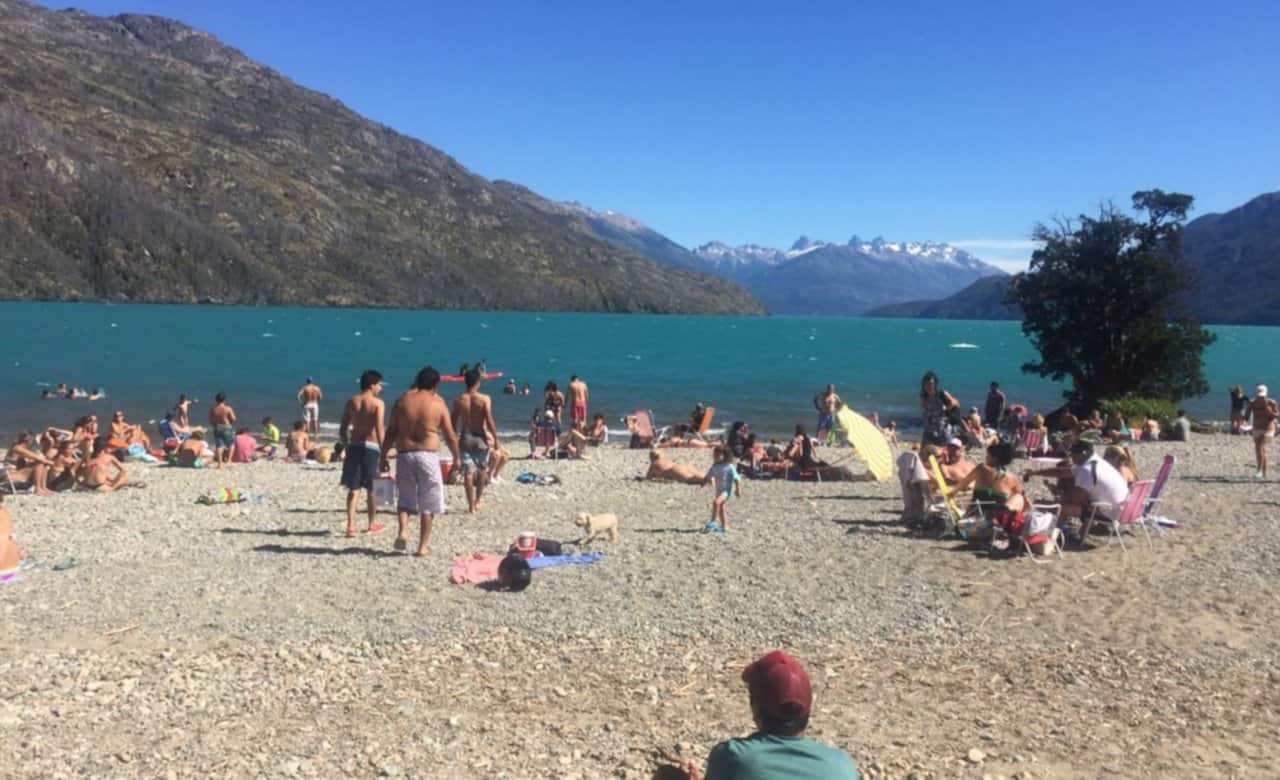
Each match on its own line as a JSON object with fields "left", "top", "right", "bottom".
{"left": 948, "top": 238, "right": 1041, "bottom": 273}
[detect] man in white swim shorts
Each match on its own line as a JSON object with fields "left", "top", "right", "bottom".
{"left": 382, "top": 366, "right": 460, "bottom": 557}
{"left": 297, "top": 376, "right": 323, "bottom": 437}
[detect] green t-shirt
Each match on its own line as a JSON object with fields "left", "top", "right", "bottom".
{"left": 262, "top": 424, "right": 281, "bottom": 444}
{"left": 706, "top": 732, "right": 859, "bottom": 780}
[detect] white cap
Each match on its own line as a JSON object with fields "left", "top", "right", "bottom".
{"left": 947, "top": 438, "right": 964, "bottom": 448}
{"left": 1258, "top": 384, "right": 1268, "bottom": 398}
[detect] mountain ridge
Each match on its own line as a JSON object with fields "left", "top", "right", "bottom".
{"left": 0, "top": 0, "right": 763, "bottom": 314}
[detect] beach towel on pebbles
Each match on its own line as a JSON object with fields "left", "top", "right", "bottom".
{"left": 448, "top": 551, "right": 605, "bottom": 584}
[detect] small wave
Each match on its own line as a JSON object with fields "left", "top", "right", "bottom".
{"left": 480, "top": 323, "right": 490, "bottom": 329}
{"left": 109, "top": 323, "right": 118, "bottom": 328}
{"left": 399, "top": 336, "right": 412, "bottom": 342}
{"left": 261, "top": 332, "right": 277, "bottom": 338}
{"left": 949, "top": 342, "right": 979, "bottom": 349}
{"left": 35, "top": 381, "right": 50, "bottom": 387}
{"left": 625, "top": 354, "right": 642, "bottom": 361}
{"left": 353, "top": 331, "right": 362, "bottom": 336}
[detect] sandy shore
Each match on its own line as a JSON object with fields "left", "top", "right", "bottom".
{"left": 2, "top": 434, "right": 1279, "bottom": 778}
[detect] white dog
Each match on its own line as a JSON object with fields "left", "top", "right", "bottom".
{"left": 574, "top": 512, "right": 619, "bottom": 544}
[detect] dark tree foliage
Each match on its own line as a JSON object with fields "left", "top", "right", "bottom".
{"left": 1007, "top": 190, "right": 1215, "bottom": 407}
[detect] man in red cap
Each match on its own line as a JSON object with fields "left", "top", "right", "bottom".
{"left": 679, "top": 650, "right": 859, "bottom": 779}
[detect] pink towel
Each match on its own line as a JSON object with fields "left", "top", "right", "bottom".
{"left": 448, "top": 552, "right": 504, "bottom": 584}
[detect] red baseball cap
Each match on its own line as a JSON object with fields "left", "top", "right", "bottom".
{"left": 742, "top": 650, "right": 812, "bottom": 721}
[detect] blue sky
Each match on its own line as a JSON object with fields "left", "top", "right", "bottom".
{"left": 42, "top": 0, "right": 1280, "bottom": 271}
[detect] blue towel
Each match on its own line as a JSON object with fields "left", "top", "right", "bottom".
{"left": 527, "top": 552, "right": 605, "bottom": 569}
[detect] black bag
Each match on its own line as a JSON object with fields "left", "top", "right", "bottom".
{"left": 497, "top": 554, "right": 532, "bottom": 591}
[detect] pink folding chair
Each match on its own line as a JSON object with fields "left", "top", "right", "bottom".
{"left": 1021, "top": 429, "right": 1046, "bottom": 456}
{"left": 1082, "top": 479, "right": 1154, "bottom": 552}
{"left": 1142, "top": 455, "right": 1176, "bottom": 536}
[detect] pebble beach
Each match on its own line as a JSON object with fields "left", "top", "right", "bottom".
{"left": 3, "top": 434, "right": 1279, "bottom": 778}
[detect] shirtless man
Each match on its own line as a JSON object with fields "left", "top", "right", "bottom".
{"left": 173, "top": 394, "right": 202, "bottom": 435}
{"left": 76, "top": 438, "right": 127, "bottom": 492}
{"left": 939, "top": 439, "right": 976, "bottom": 484}
{"left": 814, "top": 384, "right": 842, "bottom": 443}
{"left": 568, "top": 375, "right": 589, "bottom": 426}
{"left": 177, "top": 431, "right": 209, "bottom": 467}
{"left": 451, "top": 369, "right": 498, "bottom": 514}
{"left": 1246, "top": 384, "right": 1278, "bottom": 478}
{"left": 381, "top": 366, "right": 460, "bottom": 556}
{"left": 285, "top": 421, "right": 311, "bottom": 462}
{"left": 297, "top": 377, "right": 323, "bottom": 438}
{"left": 208, "top": 393, "right": 236, "bottom": 469}
{"left": 645, "top": 450, "right": 704, "bottom": 484}
{"left": 339, "top": 370, "right": 386, "bottom": 536}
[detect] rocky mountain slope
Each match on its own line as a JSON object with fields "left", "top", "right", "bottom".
{"left": 0, "top": 0, "right": 762, "bottom": 313}
{"left": 1181, "top": 191, "right": 1280, "bottom": 324}
{"left": 866, "top": 191, "right": 1280, "bottom": 324}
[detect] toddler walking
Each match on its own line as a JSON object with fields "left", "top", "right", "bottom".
{"left": 703, "top": 446, "right": 742, "bottom": 533}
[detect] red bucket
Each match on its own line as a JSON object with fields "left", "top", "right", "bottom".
{"left": 440, "top": 458, "right": 454, "bottom": 482}
{"left": 515, "top": 531, "right": 537, "bottom": 559}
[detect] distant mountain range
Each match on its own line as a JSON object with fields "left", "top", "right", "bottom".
{"left": 558, "top": 202, "right": 1007, "bottom": 315}
{"left": 867, "top": 191, "right": 1280, "bottom": 325}
{"left": 0, "top": 0, "right": 761, "bottom": 314}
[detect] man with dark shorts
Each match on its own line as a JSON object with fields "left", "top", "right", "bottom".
{"left": 339, "top": 369, "right": 386, "bottom": 537}
{"left": 984, "top": 381, "right": 1006, "bottom": 428}
{"left": 814, "top": 384, "right": 842, "bottom": 444}
{"left": 208, "top": 393, "right": 236, "bottom": 469}
{"left": 382, "top": 367, "right": 460, "bottom": 557}
{"left": 451, "top": 368, "right": 498, "bottom": 514}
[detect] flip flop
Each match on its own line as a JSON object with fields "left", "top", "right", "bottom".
{"left": 53, "top": 556, "right": 79, "bottom": 571}
{"left": 364, "top": 523, "right": 386, "bottom": 535}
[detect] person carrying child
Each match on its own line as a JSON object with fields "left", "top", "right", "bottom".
{"left": 702, "top": 445, "right": 743, "bottom": 533}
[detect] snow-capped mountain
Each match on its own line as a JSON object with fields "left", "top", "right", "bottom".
{"left": 534, "top": 200, "right": 1007, "bottom": 315}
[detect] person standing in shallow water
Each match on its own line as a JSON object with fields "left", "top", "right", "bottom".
{"left": 297, "top": 377, "right": 323, "bottom": 438}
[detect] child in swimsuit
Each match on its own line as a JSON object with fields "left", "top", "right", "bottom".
{"left": 702, "top": 445, "right": 743, "bottom": 533}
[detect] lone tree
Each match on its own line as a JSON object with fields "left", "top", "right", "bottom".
{"left": 1008, "top": 189, "right": 1215, "bottom": 408}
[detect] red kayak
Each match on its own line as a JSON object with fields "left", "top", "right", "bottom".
{"left": 440, "top": 371, "right": 504, "bottom": 382}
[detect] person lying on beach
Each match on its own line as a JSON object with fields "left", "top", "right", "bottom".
{"left": 656, "top": 434, "right": 713, "bottom": 449}
{"left": 75, "top": 437, "right": 127, "bottom": 492}
{"left": 4, "top": 431, "right": 55, "bottom": 495}
{"left": 669, "top": 650, "right": 859, "bottom": 780}
{"left": 286, "top": 421, "right": 311, "bottom": 463}
{"left": 645, "top": 450, "right": 704, "bottom": 484}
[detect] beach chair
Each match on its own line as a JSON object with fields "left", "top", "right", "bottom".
{"left": 531, "top": 422, "right": 559, "bottom": 460}
{"left": 1141, "top": 455, "right": 1177, "bottom": 536}
{"left": 926, "top": 454, "right": 967, "bottom": 537}
{"left": 0, "top": 463, "right": 23, "bottom": 494}
{"left": 691, "top": 406, "right": 715, "bottom": 440}
{"left": 1022, "top": 429, "right": 1045, "bottom": 456}
{"left": 1081, "top": 479, "right": 1155, "bottom": 552}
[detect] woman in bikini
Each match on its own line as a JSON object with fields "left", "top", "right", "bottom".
{"left": 952, "top": 442, "right": 1028, "bottom": 548}
{"left": 4, "top": 432, "right": 55, "bottom": 495}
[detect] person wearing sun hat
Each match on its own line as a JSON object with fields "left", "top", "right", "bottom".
{"left": 679, "top": 650, "right": 859, "bottom": 779}
{"left": 1246, "top": 383, "right": 1278, "bottom": 478}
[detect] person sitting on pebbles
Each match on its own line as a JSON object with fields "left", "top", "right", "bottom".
{"left": 671, "top": 650, "right": 860, "bottom": 779}
{"left": 644, "top": 450, "right": 704, "bottom": 484}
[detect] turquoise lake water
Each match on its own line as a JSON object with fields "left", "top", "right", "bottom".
{"left": 0, "top": 301, "right": 1264, "bottom": 439}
